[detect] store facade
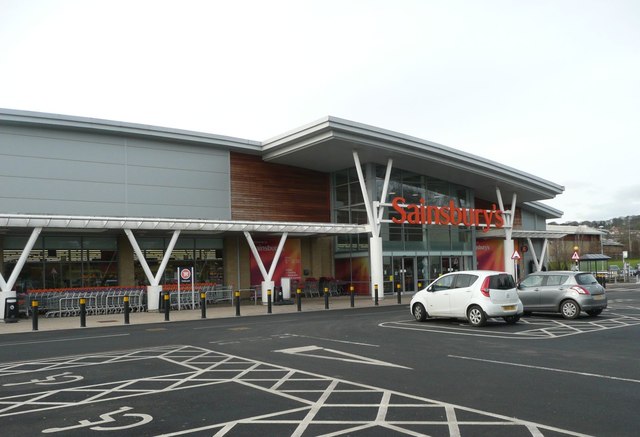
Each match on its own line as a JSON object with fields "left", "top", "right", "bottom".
{"left": 0, "top": 109, "right": 564, "bottom": 314}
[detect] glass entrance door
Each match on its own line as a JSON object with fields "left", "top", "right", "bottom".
{"left": 393, "top": 257, "right": 416, "bottom": 293}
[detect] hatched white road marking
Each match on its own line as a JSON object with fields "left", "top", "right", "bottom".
{"left": 0, "top": 345, "right": 593, "bottom": 436}
{"left": 274, "top": 345, "right": 411, "bottom": 369}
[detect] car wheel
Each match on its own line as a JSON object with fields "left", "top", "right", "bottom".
{"left": 586, "top": 309, "right": 602, "bottom": 316}
{"left": 467, "top": 305, "right": 487, "bottom": 327}
{"left": 560, "top": 300, "right": 580, "bottom": 319}
{"left": 503, "top": 315, "right": 520, "bottom": 324}
{"left": 413, "top": 303, "right": 427, "bottom": 322}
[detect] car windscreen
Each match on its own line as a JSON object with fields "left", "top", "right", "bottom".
{"left": 575, "top": 273, "right": 598, "bottom": 285}
{"left": 489, "top": 274, "right": 515, "bottom": 290}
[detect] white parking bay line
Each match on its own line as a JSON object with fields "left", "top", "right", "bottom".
{"left": 0, "top": 333, "right": 130, "bottom": 347}
{"left": 449, "top": 355, "right": 640, "bottom": 384}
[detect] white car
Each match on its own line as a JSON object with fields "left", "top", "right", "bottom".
{"left": 410, "top": 270, "right": 524, "bottom": 326}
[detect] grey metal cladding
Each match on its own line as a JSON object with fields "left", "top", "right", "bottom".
{"left": 0, "top": 127, "right": 231, "bottom": 219}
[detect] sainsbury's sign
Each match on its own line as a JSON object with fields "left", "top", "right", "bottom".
{"left": 391, "top": 197, "right": 504, "bottom": 233}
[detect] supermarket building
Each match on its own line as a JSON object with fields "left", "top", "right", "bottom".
{"left": 0, "top": 109, "right": 565, "bottom": 313}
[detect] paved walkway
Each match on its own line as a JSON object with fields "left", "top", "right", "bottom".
{"left": 1, "top": 294, "right": 406, "bottom": 335}
{"left": 3, "top": 281, "right": 638, "bottom": 335}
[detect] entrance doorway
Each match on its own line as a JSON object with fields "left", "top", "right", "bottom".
{"left": 383, "top": 255, "right": 473, "bottom": 294}
{"left": 392, "top": 257, "right": 416, "bottom": 293}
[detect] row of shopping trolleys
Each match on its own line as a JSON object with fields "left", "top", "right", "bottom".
{"left": 26, "top": 285, "right": 235, "bottom": 318}
{"left": 28, "top": 288, "right": 147, "bottom": 318}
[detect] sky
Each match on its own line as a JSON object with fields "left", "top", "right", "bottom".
{"left": 1, "top": 0, "right": 638, "bottom": 223}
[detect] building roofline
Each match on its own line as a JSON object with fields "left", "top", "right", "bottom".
{"left": 263, "top": 116, "right": 565, "bottom": 200}
{"left": 522, "top": 201, "right": 564, "bottom": 219}
{"left": 0, "top": 108, "right": 262, "bottom": 152}
{"left": 1, "top": 108, "right": 565, "bottom": 204}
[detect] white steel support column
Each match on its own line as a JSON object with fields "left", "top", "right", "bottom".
{"left": 496, "top": 188, "right": 517, "bottom": 277}
{"left": 124, "top": 228, "right": 181, "bottom": 311}
{"left": 527, "top": 237, "right": 549, "bottom": 272}
{"left": 0, "top": 227, "right": 42, "bottom": 319}
{"left": 244, "top": 231, "right": 288, "bottom": 304}
{"left": 353, "top": 151, "right": 392, "bottom": 300}
{"left": 0, "top": 227, "right": 42, "bottom": 293}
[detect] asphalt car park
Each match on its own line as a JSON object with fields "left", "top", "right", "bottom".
{"left": 0, "top": 283, "right": 638, "bottom": 436}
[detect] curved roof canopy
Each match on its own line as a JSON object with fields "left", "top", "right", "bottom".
{"left": 263, "top": 116, "right": 564, "bottom": 204}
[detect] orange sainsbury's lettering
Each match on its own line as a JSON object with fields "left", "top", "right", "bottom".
{"left": 389, "top": 197, "right": 505, "bottom": 231}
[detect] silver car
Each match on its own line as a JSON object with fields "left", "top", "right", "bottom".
{"left": 517, "top": 271, "right": 607, "bottom": 319}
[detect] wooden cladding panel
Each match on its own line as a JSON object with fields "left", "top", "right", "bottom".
{"left": 230, "top": 152, "right": 331, "bottom": 222}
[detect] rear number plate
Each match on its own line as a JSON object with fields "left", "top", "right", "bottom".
{"left": 502, "top": 305, "right": 516, "bottom": 311}
{"left": 594, "top": 295, "right": 605, "bottom": 300}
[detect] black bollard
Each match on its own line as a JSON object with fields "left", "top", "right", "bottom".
{"left": 324, "top": 287, "right": 329, "bottom": 309}
{"left": 164, "top": 292, "right": 170, "bottom": 321}
{"left": 296, "top": 288, "right": 302, "bottom": 312}
{"left": 32, "top": 300, "right": 39, "bottom": 331}
{"left": 80, "top": 298, "right": 86, "bottom": 327}
{"left": 124, "top": 296, "right": 130, "bottom": 324}
{"left": 397, "top": 283, "right": 402, "bottom": 304}
{"left": 350, "top": 285, "right": 355, "bottom": 308}
{"left": 201, "top": 292, "right": 207, "bottom": 319}
{"left": 235, "top": 291, "right": 241, "bottom": 316}
{"left": 267, "top": 289, "right": 272, "bottom": 314}
{"left": 374, "top": 284, "right": 379, "bottom": 306}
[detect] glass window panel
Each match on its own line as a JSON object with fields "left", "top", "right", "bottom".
{"left": 451, "top": 228, "right": 472, "bottom": 251}
{"left": 404, "top": 225, "right": 423, "bottom": 242}
{"left": 452, "top": 185, "right": 471, "bottom": 208}
{"left": 138, "top": 238, "right": 165, "bottom": 250}
{"left": 388, "top": 222, "right": 402, "bottom": 242}
{"left": 349, "top": 167, "right": 362, "bottom": 183}
{"left": 336, "top": 209, "right": 350, "bottom": 224}
{"left": 385, "top": 179, "right": 403, "bottom": 198}
{"left": 349, "top": 182, "right": 364, "bottom": 205}
{"left": 174, "top": 238, "right": 194, "bottom": 250}
{"left": 45, "top": 236, "right": 81, "bottom": 250}
{"left": 336, "top": 235, "right": 351, "bottom": 251}
{"left": 402, "top": 173, "right": 425, "bottom": 200}
{"left": 427, "top": 179, "right": 449, "bottom": 207}
{"left": 82, "top": 237, "right": 117, "bottom": 250}
{"left": 335, "top": 184, "right": 349, "bottom": 207}
{"left": 357, "top": 233, "right": 369, "bottom": 250}
{"left": 351, "top": 209, "right": 368, "bottom": 225}
{"left": 429, "top": 227, "right": 451, "bottom": 251}
{"left": 195, "top": 238, "right": 223, "bottom": 249}
{"left": 3, "top": 236, "right": 43, "bottom": 250}
{"left": 335, "top": 169, "right": 349, "bottom": 186}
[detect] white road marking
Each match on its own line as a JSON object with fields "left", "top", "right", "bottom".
{"left": 449, "top": 355, "right": 640, "bottom": 384}
{"left": 380, "top": 312, "right": 640, "bottom": 339}
{"left": 274, "top": 345, "right": 411, "bottom": 369}
{"left": 282, "top": 333, "right": 378, "bottom": 347}
{"left": 0, "top": 333, "right": 130, "bottom": 347}
{"left": 0, "top": 345, "right": 595, "bottom": 437}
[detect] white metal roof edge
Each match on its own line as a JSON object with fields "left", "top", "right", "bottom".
{"left": 522, "top": 201, "right": 564, "bottom": 219}
{"left": 0, "top": 213, "right": 369, "bottom": 234}
{"left": 482, "top": 229, "right": 569, "bottom": 239}
{"left": 263, "top": 116, "right": 565, "bottom": 197}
